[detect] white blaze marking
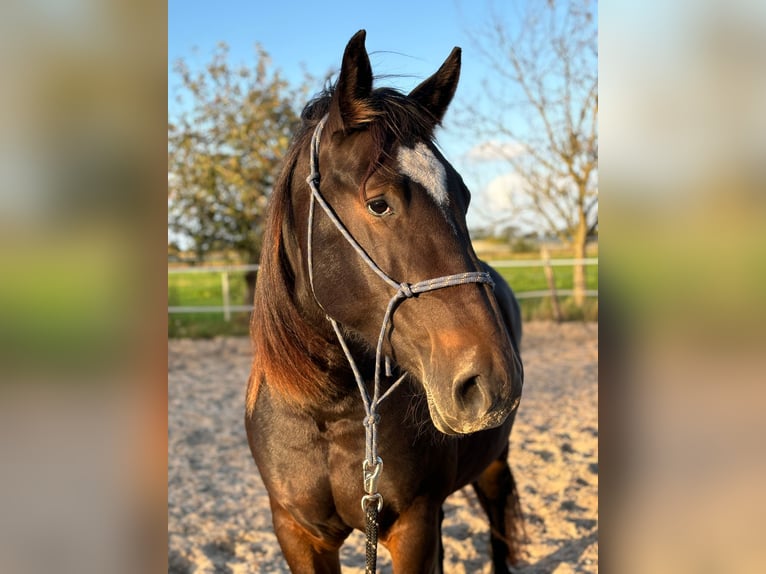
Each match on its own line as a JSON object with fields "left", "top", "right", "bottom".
{"left": 397, "top": 143, "right": 449, "bottom": 208}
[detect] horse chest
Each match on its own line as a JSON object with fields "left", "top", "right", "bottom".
{"left": 248, "top": 390, "right": 456, "bottom": 530}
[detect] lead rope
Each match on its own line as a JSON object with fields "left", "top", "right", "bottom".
{"left": 305, "top": 114, "right": 494, "bottom": 573}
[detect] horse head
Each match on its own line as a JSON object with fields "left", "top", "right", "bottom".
{"left": 285, "top": 31, "right": 523, "bottom": 435}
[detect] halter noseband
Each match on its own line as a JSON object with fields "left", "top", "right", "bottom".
{"left": 304, "top": 113, "right": 494, "bottom": 508}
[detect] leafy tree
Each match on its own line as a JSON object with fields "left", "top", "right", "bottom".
{"left": 168, "top": 44, "right": 309, "bottom": 302}
{"left": 463, "top": 0, "right": 597, "bottom": 306}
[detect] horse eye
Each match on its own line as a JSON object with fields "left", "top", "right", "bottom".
{"left": 366, "top": 198, "right": 392, "bottom": 216}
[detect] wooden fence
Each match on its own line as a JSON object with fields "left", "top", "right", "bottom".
{"left": 168, "top": 259, "right": 598, "bottom": 321}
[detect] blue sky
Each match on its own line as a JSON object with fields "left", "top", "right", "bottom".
{"left": 168, "top": 0, "right": 500, "bottom": 99}
{"left": 168, "top": 0, "right": 531, "bottom": 228}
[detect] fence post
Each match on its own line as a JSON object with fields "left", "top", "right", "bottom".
{"left": 221, "top": 271, "right": 231, "bottom": 322}
{"left": 541, "top": 247, "right": 562, "bottom": 322}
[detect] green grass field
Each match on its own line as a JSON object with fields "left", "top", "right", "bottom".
{"left": 495, "top": 263, "right": 599, "bottom": 322}
{"left": 168, "top": 271, "right": 252, "bottom": 338}
{"left": 168, "top": 261, "right": 598, "bottom": 338}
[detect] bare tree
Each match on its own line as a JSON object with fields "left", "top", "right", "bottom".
{"left": 462, "top": 0, "right": 597, "bottom": 306}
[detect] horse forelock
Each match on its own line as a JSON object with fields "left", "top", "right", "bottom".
{"left": 304, "top": 84, "right": 440, "bottom": 183}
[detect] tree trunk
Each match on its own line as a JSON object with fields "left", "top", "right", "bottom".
{"left": 572, "top": 212, "right": 588, "bottom": 307}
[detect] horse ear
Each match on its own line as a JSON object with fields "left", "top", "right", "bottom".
{"left": 330, "top": 30, "right": 374, "bottom": 132}
{"left": 408, "top": 47, "right": 461, "bottom": 126}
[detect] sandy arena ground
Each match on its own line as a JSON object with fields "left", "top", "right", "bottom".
{"left": 168, "top": 321, "right": 598, "bottom": 573}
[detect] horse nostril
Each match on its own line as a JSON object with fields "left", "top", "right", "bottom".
{"left": 454, "top": 375, "right": 484, "bottom": 410}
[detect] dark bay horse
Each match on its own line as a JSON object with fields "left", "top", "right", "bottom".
{"left": 246, "top": 30, "right": 524, "bottom": 573}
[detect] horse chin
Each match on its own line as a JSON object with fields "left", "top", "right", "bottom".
{"left": 426, "top": 393, "right": 518, "bottom": 436}
{"left": 428, "top": 396, "right": 508, "bottom": 436}
{"left": 426, "top": 399, "right": 461, "bottom": 436}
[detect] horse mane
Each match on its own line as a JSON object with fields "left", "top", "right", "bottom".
{"left": 246, "top": 82, "right": 439, "bottom": 413}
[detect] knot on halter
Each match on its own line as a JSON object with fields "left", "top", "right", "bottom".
{"left": 398, "top": 283, "right": 415, "bottom": 299}
{"left": 363, "top": 414, "right": 381, "bottom": 427}
{"left": 306, "top": 173, "right": 320, "bottom": 187}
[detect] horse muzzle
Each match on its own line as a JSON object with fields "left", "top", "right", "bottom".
{"left": 425, "top": 367, "right": 522, "bottom": 435}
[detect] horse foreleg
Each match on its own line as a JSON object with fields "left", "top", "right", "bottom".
{"left": 270, "top": 502, "right": 344, "bottom": 574}
{"left": 382, "top": 498, "right": 442, "bottom": 574}
{"left": 472, "top": 456, "right": 524, "bottom": 573}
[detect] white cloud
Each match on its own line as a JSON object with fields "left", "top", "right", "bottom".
{"left": 466, "top": 170, "right": 536, "bottom": 232}
{"left": 464, "top": 140, "right": 525, "bottom": 162}
{"left": 484, "top": 172, "right": 527, "bottom": 212}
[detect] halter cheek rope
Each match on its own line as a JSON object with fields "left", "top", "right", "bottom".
{"left": 306, "top": 114, "right": 494, "bottom": 573}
